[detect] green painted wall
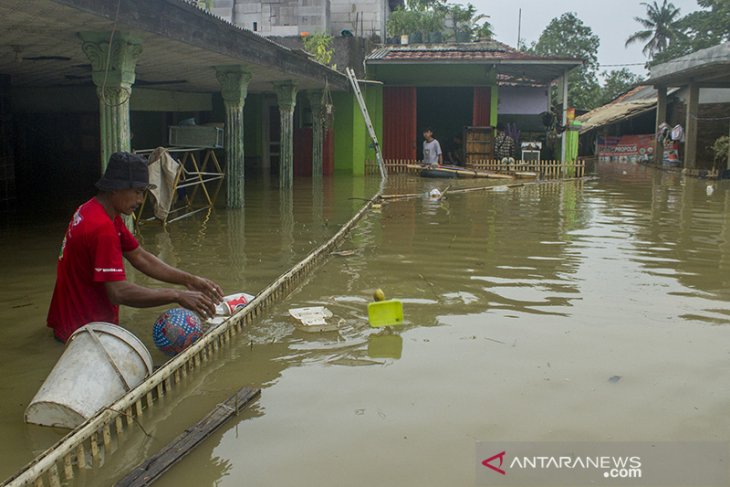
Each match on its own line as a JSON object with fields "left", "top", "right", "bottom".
{"left": 368, "top": 64, "right": 496, "bottom": 87}
{"left": 333, "top": 91, "right": 367, "bottom": 175}
{"left": 491, "top": 85, "right": 499, "bottom": 127}
{"left": 364, "top": 83, "right": 383, "bottom": 164}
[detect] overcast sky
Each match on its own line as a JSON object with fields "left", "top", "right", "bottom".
{"left": 471, "top": 0, "right": 701, "bottom": 79}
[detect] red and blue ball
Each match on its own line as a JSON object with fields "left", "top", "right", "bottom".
{"left": 153, "top": 308, "right": 203, "bottom": 356}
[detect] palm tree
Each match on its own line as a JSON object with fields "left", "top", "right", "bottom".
{"left": 625, "top": 0, "right": 686, "bottom": 58}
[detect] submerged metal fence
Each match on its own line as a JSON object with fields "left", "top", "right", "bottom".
{"left": 365, "top": 159, "right": 587, "bottom": 179}
{"left": 2, "top": 192, "right": 381, "bottom": 487}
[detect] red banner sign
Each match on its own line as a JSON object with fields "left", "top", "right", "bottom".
{"left": 597, "top": 135, "right": 655, "bottom": 162}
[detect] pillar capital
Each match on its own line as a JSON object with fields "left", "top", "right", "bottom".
{"left": 216, "top": 65, "right": 253, "bottom": 107}
{"left": 273, "top": 81, "right": 298, "bottom": 110}
{"left": 215, "top": 66, "right": 252, "bottom": 209}
{"left": 80, "top": 32, "right": 142, "bottom": 90}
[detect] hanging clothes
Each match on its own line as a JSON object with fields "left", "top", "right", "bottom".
{"left": 671, "top": 124, "right": 685, "bottom": 143}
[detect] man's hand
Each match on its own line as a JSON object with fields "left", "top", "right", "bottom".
{"left": 177, "top": 290, "right": 217, "bottom": 319}
{"left": 185, "top": 276, "right": 224, "bottom": 303}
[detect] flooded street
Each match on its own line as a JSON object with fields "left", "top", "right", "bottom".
{"left": 2, "top": 164, "right": 730, "bottom": 485}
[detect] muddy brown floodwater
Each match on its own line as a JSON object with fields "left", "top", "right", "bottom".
{"left": 2, "top": 164, "right": 730, "bottom": 486}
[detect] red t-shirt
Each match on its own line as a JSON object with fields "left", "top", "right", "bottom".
{"left": 47, "top": 197, "right": 139, "bottom": 342}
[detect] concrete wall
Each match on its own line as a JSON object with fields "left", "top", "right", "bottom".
{"left": 212, "top": 0, "right": 382, "bottom": 37}
{"left": 213, "top": 0, "right": 328, "bottom": 35}
{"left": 332, "top": 90, "right": 367, "bottom": 174}
{"left": 269, "top": 36, "right": 373, "bottom": 77}
{"left": 329, "top": 0, "right": 383, "bottom": 37}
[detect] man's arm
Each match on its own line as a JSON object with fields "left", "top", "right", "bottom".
{"left": 104, "top": 280, "right": 217, "bottom": 318}
{"left": 124, "top": 247, "right": 223, "bottom": 302}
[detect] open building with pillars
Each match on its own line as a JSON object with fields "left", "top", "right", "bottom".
{"left": 645, "top": 42, "right": 730, "bottom": 173}
{"left": 0, "top": 0, "right": 384, "bottom": 217}
{"left": 364, "top": 41, "right": 582, "bottom": 163}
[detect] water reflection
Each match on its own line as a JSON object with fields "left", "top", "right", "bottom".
{"left": 3, "top": 168, "right": 730, "bottom": 486}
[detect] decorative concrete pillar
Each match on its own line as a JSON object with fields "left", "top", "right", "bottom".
{"left": 560, "top": 72, "right": 569, "bottom": 163}
{"left": 80, "top": 33, "right": 142, "bottom": 170}
{"left": 685, "top": 82, "right": 699, "bottom": 170}
{"left": 307, "top": 90, "right": 324, "bottom": 179}
{"left": 654, "top": 85, "right": 668, "bottom": 166}
{"left": 216, "top": 66, "right": 252, "bottom": 209}
{"left": 274, "top": 81, "right": 298, "bottom": 187}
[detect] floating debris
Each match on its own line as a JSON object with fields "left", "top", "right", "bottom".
{"left": 289, "top": 306, "right": 340, "bottom": 332}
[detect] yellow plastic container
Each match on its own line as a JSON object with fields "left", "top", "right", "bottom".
{"left": 367, "top": 300, "right": 404, "bottom": 327}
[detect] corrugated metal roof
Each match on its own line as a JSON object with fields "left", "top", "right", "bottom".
{"left": 576, "top": 85, "right": 680, "bottom": 133}
{"left": 367, "top": 41, "right": 582, "bottom": 64}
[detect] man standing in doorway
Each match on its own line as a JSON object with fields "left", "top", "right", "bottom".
{"left": 47, "top": 152, "right": 224, "bottom": 343}
{"left": 422, "top": 127, "right": 443, "bottom": 166}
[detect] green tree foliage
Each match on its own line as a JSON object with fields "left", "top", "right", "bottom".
{"left": 529, "top": 12, "right": 601, "bottom": 111}
{"left": 710, "top": 135, "right": 729, "bottom": 167}
{"left": 599, "top": 69, "right": 644, "bottom": 105}
{"left": 651, "top": 0, "right": 730, "bottom": 65}
{"left": 303, "top": 33, "right": 334, "bottom": 66}
{"left": 386, "top": 1, "right": 492, "bottom": 41}
{"left": 625, "top": 0, "right": 686, "bottom": 59}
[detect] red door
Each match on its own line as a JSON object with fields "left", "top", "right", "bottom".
{"left": 472, "top": 87, "right": 491, "bottom": 127}
{"left": 383, "top": 87, "right": 417, "bottom": 160}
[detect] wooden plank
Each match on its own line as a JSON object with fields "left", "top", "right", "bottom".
{"left": 114, "top": 388, "right": 260, "bottom": 487}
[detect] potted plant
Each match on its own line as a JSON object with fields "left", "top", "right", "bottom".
{"left": 408, "top": 11, "right": 424, "bottom": 43}
{"left": 387, "top": 8, "right": 408, "bottom": 44}
{"left": 422, "top": 10, "right": 444, "bottom": 43}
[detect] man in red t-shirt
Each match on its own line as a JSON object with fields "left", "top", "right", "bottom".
{"left": 47, "top": 152, "right": 224, "bottom": 342}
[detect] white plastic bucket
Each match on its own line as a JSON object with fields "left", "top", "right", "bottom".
{"left": 25, "top": 322, "right": 153, "bottom": 429}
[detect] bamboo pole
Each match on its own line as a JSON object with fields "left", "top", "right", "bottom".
{"left": 2, "top": 187, "right": 383, "bottom": 487}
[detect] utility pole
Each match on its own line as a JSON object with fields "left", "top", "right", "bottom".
{"left": 517, "top": 8, "right": 522, "bottom": 49}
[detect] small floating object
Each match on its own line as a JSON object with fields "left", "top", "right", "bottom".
{"left": 153, "top": 307, "right": 203, "bottom": 356}
{"left": 368, "top": 289, "right": 404, "bottom": 327}
{"left": 373, "top": 288, "right": 386, "bottom": 301}
{"left": 331, "top": 249, "right": 356, "bottom": 257}
{"left": 289, "top": 306, "right": 340, "bottom": 332}
{"left": 706, "top": 185, "right": 714, "bottom": 196}
{"left": 215, "top": 292, "right": 256, "bottom": 316}
{"left": 515, "top": 171, "right": 537, "bottom": 179}
{"left": 428, "top": 188, "right": 442, "bottom": 199}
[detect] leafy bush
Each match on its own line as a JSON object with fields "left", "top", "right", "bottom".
{"left": 303, "top": 33, "right": 334, "bottom": 66}
{"left": 710, "top": 135, "right": 729, "bottom": 167}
